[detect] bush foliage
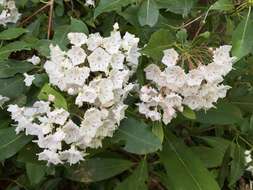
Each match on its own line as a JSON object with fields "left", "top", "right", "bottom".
{"left": 0, "top": 0, "right": 253, "bottom": 189}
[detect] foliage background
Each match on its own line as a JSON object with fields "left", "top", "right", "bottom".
{"left": 0, "top": 0, "right": 253, "bottom": 189}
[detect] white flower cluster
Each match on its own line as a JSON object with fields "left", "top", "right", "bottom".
{"left": 8, "top": 102, "right": 84, "bottom": 165}
{"left": 0, "top": 94, "right": 9, "bottom": 107}
{"left": 44, "top": 23, "right": 140, "bottom": 108}
{"left": 0, "top": 0, "right": 21, "bottom": 26}
{"left": 8, "top": 23, "right": 140, "bottom": 165}
{"left": 138, "top": 46, "right": 235, "bottom": 124}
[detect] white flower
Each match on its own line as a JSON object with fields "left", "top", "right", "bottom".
{"left": 48, "top": 94, "right": 55, "bottom": 102}
{"left": 110, "top": 53, "right": 125, "bottom": 70}
{"left": 59, "top": 146, "right": 85, "bottom": 165}
{"left": 98, "top": 79, "right": 114, "bottom": 107}
{"left": 64, "top": 67, "right": 90, "bottom": 87}
{"left": 164, "top": 65, "right": 186, "bottom": 88}
{"left": 162, "top": 48, "right": 179, "bottom": 67}
{"left": 62, "top": 120, "right": 81, "bottom": 144}
{"left": 112, "top": 103, "right": 128, "bottom": 124}
{"left": 38, "top": 149, "right": 63, "bottom": 165}
{"left": 27, "top": 55, "right": 41, "bottom": 65}
{"left": 9, "top": 25, "right": 140, "bottom": 165}
{"left": 87, "top": 33, "right": 103, "bottom": 51}
{"left": 0, "top": 95, "right": 9, "bottom": 107}
{"left": 138, "top": 46, "right": 234, "bottom": 124}
{"left": 88, "top": 47, "right": 111, "bottom": 73}
{"left": 23, "top": 73, "right": 35, "bottom": 87}
{"left": 102, "top": 31, "right": 121, "bottom": 54}
{"left": 75, "top": 85, "right": 97, "bottom": 106}
{"left": 186, "top": 68, "right": 204, "bottom": 86}
{"left": 47, "top": 108, "right": 69, "bottom": 125}
{"left": 36, "top": 129, "right": 65, "bottom": 150}
{"left": 67, "top": 46, "right": 87, "bottom": 66}
{"left": 144, "top": 64, "right": 162, "bottom": 82}
{"left": 162, "top": 106, "right": 176, "bottom": 125}
{"left": 67, "top": 32, "right": 87, "bottom": 47}
{"left": 85, "top": 0, "right": 95, "bottom": 7}
{"left": 0, "top": 0, "right": 21, "bottom": 26}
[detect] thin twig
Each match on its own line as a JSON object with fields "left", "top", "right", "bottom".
{"left": 19, "top": 3, "right": 50, "bottom": 26}
{"left": 47, "top": 0, "right": 54, "bottom": 39}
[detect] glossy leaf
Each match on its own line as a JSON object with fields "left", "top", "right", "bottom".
{"left": 0, "top": 127, "right": 33, "bottom": 161}
{"left": 38, "top": 83, "right": 68, "bottom": 110}
{"left": 155, "top": 0, "right": 196, "bottom": 17}
{"left": 191, "top": 146, "right": 224, "bottom": 168}
{"left": 138, "top": 0, "right": 159, "bottom": 27}
{"left": 0, "top": 60, "right": 35, "bottom": 78}
{"left": 113, "top": 117, "right": 162, "bottom": 154}
{"left": 0, "top": 76, "right": 26, "bottom": 98}
{"left": 70, "top": 18, "right": 89, "bottom": 34}
{"left": 0, "top": 41, "right": 32, "bottom": 60}
{"left": 196, "top": 103, "right": 242, "bottom": 125}
{"left": 26, "top": 163, "right": 47, "bottom": 185}
{"left": 65, "top": 158, "right": 133, "bottom": 183}
{"left": 94, "top": 0, "right": 132, "bottom": 18}
{"left": 142, "top": 29, "right": 174, "bottom": 60}
{"left": 182, "top": 106, "right": 196, "bottom": 120}
{"left": 210, "top": 0, "right": 234, "bottom": 11}
{"left": 159, "top": 132, "right": 220, "bottom": 190}
{"left": 232, "top": 11, "right": 253, "bottom": 60}
{"left": 115, "top": 159, "right": 148, "bottom": 190}
{"left": 0, "top": 28, "right": 28, "bottom": 40}
{"left": 229, "top": 144, "right": 245, "bottom": 186}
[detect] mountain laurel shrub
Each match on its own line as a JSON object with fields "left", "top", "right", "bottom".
{"left": 0, "top": 0, "right": 253, "bottom": 189}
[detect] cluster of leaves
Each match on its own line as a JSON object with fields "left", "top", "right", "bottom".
{"left": 0, "top": 0, "right": 253, "bottom": 189}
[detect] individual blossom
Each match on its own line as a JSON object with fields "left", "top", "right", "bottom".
{"left": 0, "top": 94, "right": 9, "bottom": 107}
{"left": 0, "top": 0, "right": 21, "bottom": 26}
{"left": 138, "top": 46, "right": 235, "bottom": 124}
{"left": 27, "top": 55, "right": 41, "bottom": 65}
{"left": 23, "top": 73, "right": 35, "bottom": 87}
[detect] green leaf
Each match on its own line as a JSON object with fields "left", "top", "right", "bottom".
{"left": 0, "top": 60, "right": 35, "bottom": 78}
{"left": 228, "top": 144, "right": 245, "bottom": 186}
{"left": 142, "top": 29, "right": 174, "bottom": 60}
{"left": 159, "top": 132, "right": 220, "bottom": 190}
{"left": 199, "top": 136, "right": 231, "bottom": 154}
{"left": 18, "top": 144, "right": 43, "bottom": 164}
{"left": 33, "top": 74, "right": 49, "bottom": 88}
{"left": 0, "top": 41, "right": 32, "bottom": 60}
{"left": 115, "top": 159, "right": 148, "bottom": 190}
{"left": 231, "top": 95, "right": 253, "bottom": 112}
{"left": 70, "top": 18, "right": 89, "bottom": 34}
{"left": 35, "top": 40, "right": 52, "bottom": 57}
{"left": 210, "top": 0, "right": 234, "bottom": 11}
{"left": 0, "top": 28, "right": 28, "bottom": 40}
{"left": 138, "top": 0, "right": 159, "bottom": 27}
{"left": 0, "top": 127, "right": 33, "bottom": 161}
{"left": 112, "top": 117, "right": 162, "bottom": 154}
{"left": 94, "top": 0, "right": 132, "bottom": 18}
{"left": 232, "top": 9, "right": 253, "bottom": 60}
{"left": 196, "top": 103, "right": 242, "bottom": 125}
{"left": 65, "top": 158, "right": 133, "bottom": 183}
{"left": 38, "top": 83, "right": 68, "bottom": 110}
{"left": 182, "top": 107, "right": 196, "bottom": 120}
{"left": 26, "top": 163, "right": 46, "bottom": 185}
{"left": 155, "top": 0, "right": 196, "bottom": 17}
{"left": 218, "top": 145, "right": 232, "bottom": 187}
{"left": 152, "top": 122, "right": 164, "bottom": 143}
{"left": 0, "top": 76, "right": 25, "bottom": 98}
{"left": 53, "top": 25, "right": 70, "bottom": 48}
{"left": 191, "top": 146, "right": 224, "bottom": 168}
